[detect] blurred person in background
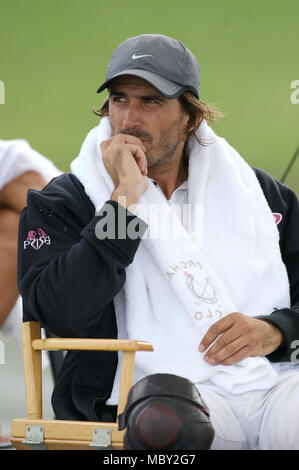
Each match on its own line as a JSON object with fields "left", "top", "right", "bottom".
{"left": 0, "top": 139, "right": 61, "bottom": 447}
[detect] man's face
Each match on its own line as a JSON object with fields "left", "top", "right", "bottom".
{"left": 108, "top": 76, "right": 189, "bottom": 169}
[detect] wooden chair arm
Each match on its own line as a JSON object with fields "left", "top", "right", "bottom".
{"left": 32, "top": 337, "right": 153, "bottom": 352}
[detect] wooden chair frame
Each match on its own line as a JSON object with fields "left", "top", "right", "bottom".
{"left": 10, "top": 321, "right": 153, "bottom": 450}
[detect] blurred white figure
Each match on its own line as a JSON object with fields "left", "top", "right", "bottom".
{"left": 0, "top": 139, "right": 61, "bottom": 345}
{"left": 0, "top": 139, "right": 61, "bottom": 447}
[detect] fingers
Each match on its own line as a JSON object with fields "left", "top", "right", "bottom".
{"left": 127, "top": 143, "right": 148, "bottom": 175}
{"left": 199, "top": 313, "right": 238, "bottom": 352}
{"left": 204, "top": 336, "right": 248, "bottom": 365}
{"left": 202, "top": 327, "right": 243, "bottom": 360}
{"left": 219, "top": 346, "right": 251, "bottom": 366}
{"left": 101, "top": 133, "right": 148, "bottom": 175}
{"left": 100, "top": 133, "right": 146, "bottom": 155}
{"left": 198, "top": 312, "right": 261, "bottom": 366}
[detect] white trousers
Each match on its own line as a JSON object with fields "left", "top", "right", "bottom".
{"left": 197, "top": 369, "right": 299, "bottom": 450}
{"left": 0, "top": 296, "right": 22, "bottom": 349}
{"left": 0, "top": 296, "right": 49, "bottom": 368}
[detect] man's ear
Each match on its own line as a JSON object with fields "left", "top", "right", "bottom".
{"left": 185, "top": 111, "right": 202, "bottom": 137}
{"left": 192, "top": 112, "right": 202, "bottom": 133}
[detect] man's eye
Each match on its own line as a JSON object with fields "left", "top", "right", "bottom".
{"left": 112, "top": 96, "right": 126, "bottom": 102}
{"left": 144, "top": 98, "right": 157, "bottom": 104}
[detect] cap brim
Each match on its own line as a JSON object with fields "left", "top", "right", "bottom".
{"left": 96, "top": 69, "right": 185, "bottom": 99}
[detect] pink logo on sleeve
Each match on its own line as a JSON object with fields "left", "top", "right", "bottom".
{"left": 24, "top": 228, "right": 51, "bottom": 250}
{"left": 273, "top": 213, "right": 282, "bottom": 225}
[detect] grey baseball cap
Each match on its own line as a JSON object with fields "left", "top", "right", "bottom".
{"left": 96, "top": 34, "right": 200, "bottom": 99}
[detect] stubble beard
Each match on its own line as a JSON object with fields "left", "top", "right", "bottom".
{"left": 110, "top": 115, "right": 186, "bottom": 169}
{"left": 146, "top": 130, "right": 184, "bottom": 169}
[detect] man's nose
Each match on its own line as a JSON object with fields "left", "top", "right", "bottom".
{"left": 123, "top": 102, "right": 142, "bottom": 129}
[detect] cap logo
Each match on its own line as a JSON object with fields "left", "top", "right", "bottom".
{"left": 132, "top": 53, "right": 152, "bottom": 60}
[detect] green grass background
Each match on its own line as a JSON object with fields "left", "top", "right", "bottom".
{"left": 0, "top": 0, "right": 298, "bottom": 193}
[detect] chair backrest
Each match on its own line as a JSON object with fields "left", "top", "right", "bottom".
{"left": 10, "top": 321, "right": 153, "bottom": 450}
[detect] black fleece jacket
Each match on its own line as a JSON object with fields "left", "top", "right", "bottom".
{"left": 17, "top": 169, "right": 299, "bottom": 421}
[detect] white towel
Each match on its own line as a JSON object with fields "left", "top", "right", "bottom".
{"left": 71, "top": 117, "right": 291, "bottom": 401}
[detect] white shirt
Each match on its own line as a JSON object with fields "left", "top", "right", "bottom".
{"left": 149, "top": 178, "right": 192, "bottom": 234}
{"left": 149, "top": 178, "right": 188, "bottom": 205}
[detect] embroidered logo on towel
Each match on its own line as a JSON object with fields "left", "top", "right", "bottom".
{"left": 184, "top": 272, "right": 217, "bottom": 304}
{"left": 273, "top": 213, "right": 282, "bottom": 225}
{"left": 24, "top": 228, "right": 51, "bottom": 250}
{"left": 165, "top": 259, "right": 224, "bottom": 323}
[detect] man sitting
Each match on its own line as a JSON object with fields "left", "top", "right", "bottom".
{"left": 18, "top": 35, "right": 299, "bottom": 449}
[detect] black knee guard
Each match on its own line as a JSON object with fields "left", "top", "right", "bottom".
{"left": 118, "top": 374, "right": 215, "bottom": 450}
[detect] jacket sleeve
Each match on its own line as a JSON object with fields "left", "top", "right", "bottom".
{"left": 254, "top": 168, "right": 299, "bottom": 362}
{"left": 18, "top": 174, "right": 147, "bottom": 337}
